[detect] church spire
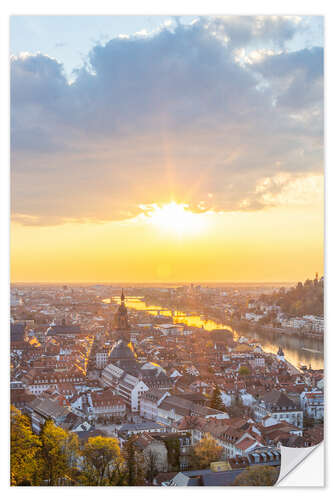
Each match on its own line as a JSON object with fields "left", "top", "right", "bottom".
{"left": 277, "top": 346, "right": 285, "bottom": 361}
{"left": 115, "top": 289, "right": 129, "bottom": 333}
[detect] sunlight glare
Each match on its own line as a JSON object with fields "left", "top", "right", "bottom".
{"left": 144, "top": 202, "right": 204, "bottom": 237}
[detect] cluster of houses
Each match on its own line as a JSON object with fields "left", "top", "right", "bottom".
{"left": 10, "top": 286, "right": 324, "bottom": 486}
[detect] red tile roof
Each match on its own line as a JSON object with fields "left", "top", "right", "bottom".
{"left": 236, "top": 437, "right": 257, "bottom": 450}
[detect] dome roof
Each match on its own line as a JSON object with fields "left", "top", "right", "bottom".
{"left": 141, "top": 361, "right": 166, "bottom": 375}
{"left": 109, "top": 340, "right": 136, "bottom": 360}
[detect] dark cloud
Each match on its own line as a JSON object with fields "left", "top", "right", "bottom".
{"left": 11, "top": 17, "right": 324, "bottom": 225}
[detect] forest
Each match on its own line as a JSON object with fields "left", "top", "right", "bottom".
{"left": 260, "top": 277, "right": 324, "bottom": 317}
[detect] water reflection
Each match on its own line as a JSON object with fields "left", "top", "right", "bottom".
{"left": 252, "top": 329, "right": 323, "bottom": 370}
{"left": 107, "top": 296, "right": 234, "bottom": 332}
{"left": 104, "top": 296, "right": 323, "bottom": 370}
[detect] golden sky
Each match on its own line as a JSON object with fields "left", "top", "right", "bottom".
{"left": 10, "top": 17, "right": 324, "bottom": 282}
{"left": 11, "top": 177, "right": 323, "bottom": 283}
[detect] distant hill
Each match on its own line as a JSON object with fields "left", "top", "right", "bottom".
{"left": 261, "top": 277, "right": 324, "bottom": 317}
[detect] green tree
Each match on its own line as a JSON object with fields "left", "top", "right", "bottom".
{"left": 238, "top": 366, "right": 250, "bottom": 377}
{"left": 164, "top": 436, "right": 180, "bottom": 471}
{"left": 210, "top": 386, "right": 225, "bottom": 411}
{"left": 81, "top": 436, "right": 121, "bottom": 486}
{"left": 189, "top": 437, "right": 222, "bottom": 469}
{"left": 10, "top": 406, "right": 42, "bottom": 486}
{"left": 233, "top": 465, "right": 279, "bottom": 486}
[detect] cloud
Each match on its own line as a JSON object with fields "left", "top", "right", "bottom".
{"left": 209, "top": 15, "right": 304, "bottom": 49}
{"left": 11, "top": 16, "right": 324, "bottom": 225}
{"left": 250, "top": 47, "right": 324, "bottom": 111}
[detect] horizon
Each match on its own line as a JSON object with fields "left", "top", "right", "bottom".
{"left": 11, "top": 280, "right": 300, "bottom": 286}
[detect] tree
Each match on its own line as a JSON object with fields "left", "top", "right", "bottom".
{"left": 164, "top": 436, "right": 180, "bottom": 471}
{"left": 144, "top": 449, "right": 159, "bottom": 484}
{"left": 189, "top": 437, "right": 222, "bottom": 469}
{"left": 82, "top": 436, "right": 121, "bottom": 486}
{"left": 39, "top": 419, "right": 78, "bottom": 485}
{"left": 105, "top": 454, "right": 127, "bottom": 486}
{"left": 238, "top": 366, "right": 250, "bottom": 377}
{"left": 10, "top": 406, "right": 42, "bottom": 486}
{"left": 303, "top": 415, "right": 316, "bottom": 429}
{"left": 62, "top": 431, "right": 80, "bottom": 479}
{"left": 233, "top": 466, "right": 279, "bottom": 486}
{"left": 228, "top": 392, "right": 246, "bottom": 418}
{"left": 210, "top": 385, "right": 225, "bottom": 411}
{"left": 206, "top": 340, "right": 214, "bottom": 350}
{"left": 122, "top": 436, "right": 145, "bottom": 485}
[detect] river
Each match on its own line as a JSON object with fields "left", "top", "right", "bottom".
{"left": 103, "top": 296, "right": 324, "bottom": 370}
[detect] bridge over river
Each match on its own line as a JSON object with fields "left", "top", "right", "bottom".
{"left": 103, "top": 296, "right": 323, "bottom": 370}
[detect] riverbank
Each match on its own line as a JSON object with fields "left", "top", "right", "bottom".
{"left": 106, "top": 295, "right": 324, "bottom": 371}
{"left": 142, "top": 296, "right": 324, "bottom": 341}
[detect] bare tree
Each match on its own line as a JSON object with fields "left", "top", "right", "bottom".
{"left": 144, "top": 449, "right": 159, "bottom": 484}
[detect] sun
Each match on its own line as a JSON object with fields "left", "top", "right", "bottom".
{"left": 144, "top": 202, "right": 205, "bottom": 237}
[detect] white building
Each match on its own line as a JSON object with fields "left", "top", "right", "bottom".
{"left": 155, "top": 324, "right": 184, "bottom": 336}
{"left": 23, "top": 370, "right": 85, "bottom": 396}
{"left": 303, "top": 315, "right": 324, "bottom": 333}
{"left": 281, "top": 318, "right": 306, "bottom": 329}
{"left": 253, "top": 391, "right": 303, "bottom": 429}
{"left": 245, "top": 313, "right": 262, "bottom": 322}
{"left": 300, "top": 391, "right": 324, "bottom": 420}
{"left": 90, "top": 389, "right": 126, "bottom": 419}
{"left": 249, "top": 357, "right": 265, "bottom": 368}
{"left": 96, "top": 349, "right": 109, "bottom": 369}
{"left": 140, "top": 390, "right": 170, "bottom": 421}
{"left": 102, "top": 363, "right": 149, "bottom": 412}
{"left": 10, "top": 293, "right": 23, "bottom": 306}
{"left": 240, "top": 390, "right": 256, "bottom": 406}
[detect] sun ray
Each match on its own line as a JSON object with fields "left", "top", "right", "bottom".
{"left": 144, "top": 201, "right": 206, "bottom": 237}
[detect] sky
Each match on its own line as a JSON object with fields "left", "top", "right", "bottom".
{"left": 10, "top": 15, "right": 324, "bottom": 283}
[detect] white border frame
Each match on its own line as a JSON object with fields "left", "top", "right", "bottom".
{"left": 1, "top": 1, "right": 331, "bottom": 497}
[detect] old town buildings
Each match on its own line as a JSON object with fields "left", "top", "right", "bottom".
{"left": 10, "top": 284, "right": 324, "bottom": 484}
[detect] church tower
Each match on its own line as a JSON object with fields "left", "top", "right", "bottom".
{"left": 108, "top": 289, "right": 137, "bottom": 366}
{"left": 115, "top": 289, "right": 129, "bottom": 337}
{"left": 277, "top": 346, "right": 285, "bottom": 362}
